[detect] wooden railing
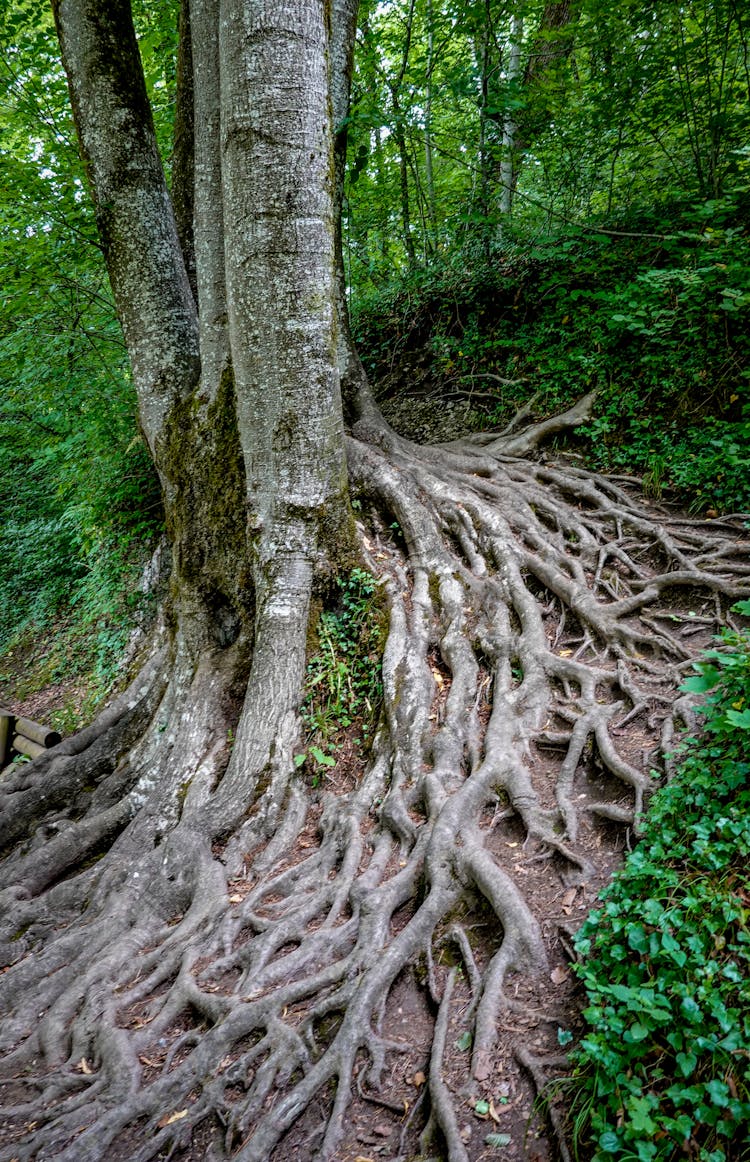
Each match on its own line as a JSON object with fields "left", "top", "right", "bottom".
{"left": 0, "top": 710, "right": 61, "bottom": 774}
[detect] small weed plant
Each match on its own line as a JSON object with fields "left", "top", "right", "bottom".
{"left": 296, "top": 568, "right": 383, "bottom": 781}
{"left": 567, "top": 601, "right": 750, "bottom": 1160}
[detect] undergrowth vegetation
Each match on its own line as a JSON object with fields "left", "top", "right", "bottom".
{"left": 0, "top": 0, "right": 164, "bottom": 720}
{"left": 0, "top": 395, "right": 161, "bottom": 730}
{"left": 352, "top": 206, "right": 750, "bottom": 514}
{"left": 566, "top": 602, "right": 750, "bottom": 1161}
{"left": 295, "top": 568, "right": 384, "bottom": 782}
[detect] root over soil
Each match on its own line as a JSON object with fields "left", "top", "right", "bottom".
{"left": 1, "top": 413, "right": 748, "bottom": 1162}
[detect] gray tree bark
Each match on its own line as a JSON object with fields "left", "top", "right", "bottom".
{"left": 51, "top": 0, "right": 357, "bottom": 852}
{"left": 52, "top": 0, "right": 200, "bottom": 453}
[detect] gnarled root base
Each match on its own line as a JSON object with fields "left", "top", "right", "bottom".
{"left": 1, "top": 424, "right": 748, "bottom": 1162}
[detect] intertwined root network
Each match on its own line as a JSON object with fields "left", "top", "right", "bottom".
{"left": 1, "top": 421, "right": 748, "bottom": 1162}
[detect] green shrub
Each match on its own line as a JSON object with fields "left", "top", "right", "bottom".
{"left": 568, "top": 602, "right": 750, "bottom": 1160}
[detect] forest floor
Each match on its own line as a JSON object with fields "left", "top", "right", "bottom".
{"left": 0, "top": 385, "right": 741, "bottom": 1162}
{"left": 258, "top": 747, "right": 628, "bottom": 1162}
{"left": 0, "top": 564, "right": 625, "bottom": 1162}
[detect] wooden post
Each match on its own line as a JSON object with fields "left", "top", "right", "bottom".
{"left": 0, "top": 711, "right": 12, "bottom": 766}
{"left": 0, "top": 712, "right": 61, "bottom": 774}
{"left": 12, "top": 734, "right": 47, "bottom": 760}
{"left": 14, "top": 717, "right": 61, "bottom": 749}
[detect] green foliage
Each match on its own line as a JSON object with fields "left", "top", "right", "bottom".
{"left": 567, "top": 604, "right": 750, "bottom": 1160}
{"left": 347, "top": 0, "right": 750, "bottom": 517}
{"left": 0, "top": 0, "right": 164, "bottom": 699}
{"left": 347, "top": 0, "right": 750, "bottom": 290}
{"left": 298, "top": 569, "right": 384, "bottom": 776}
{"left": 353, "top": 205, "right": 750, "bottom": 513}
{"left": 296, "top": 569, "right": 384, "bottom": 781}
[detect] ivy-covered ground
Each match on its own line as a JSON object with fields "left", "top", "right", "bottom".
{"left": 566, "top": 603, "right": 750, "bottom": 1161}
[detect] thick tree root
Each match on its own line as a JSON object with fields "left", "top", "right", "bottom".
{"left": 1, "top": 422, "right": 748, "bottom": 1162}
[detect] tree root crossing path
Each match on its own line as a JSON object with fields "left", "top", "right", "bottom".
{"left": 1, "top": 412, "right": 749, "bottom": 1162}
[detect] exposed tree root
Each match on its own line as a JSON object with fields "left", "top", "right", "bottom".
{"left": 1, "top": 415, "right": 748, "bottom": 1161}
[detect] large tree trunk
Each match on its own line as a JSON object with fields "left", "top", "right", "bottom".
{"left": 1, "top": 4, "right": 749, "bottom": 1162}
{"left": 50, "top": 0, "right": 355, "bottom": 840}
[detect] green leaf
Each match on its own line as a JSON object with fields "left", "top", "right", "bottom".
{"left": 676, "top": 1051, "right": 696, "bottom": 1076}
{"left": 485, "top": 1132, "right": 512, "bottom": 1148}
{"left": 309, "top": 746, "right": 336, "bottom": 768}
{"left": 705, "top": 1079, "right": 730, "bottom": 1107}
{"left": 725, "top": 708, "right": 750, "bottom": 729}
{"left": 628, "top": 1095, "right": 657, "bottom": 1135}
{"left": 455, "top": 1030, "right": 472, "bottom": 1051}
{"left": 626, "top": 925, "right": 649, "bottom": 954}
{"left": 680, "top": 669, "right": 721, "bottom": 693}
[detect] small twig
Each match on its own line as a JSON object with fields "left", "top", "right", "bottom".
{"left": 398, "top": 1080, "right": 428, "bottom": 1158}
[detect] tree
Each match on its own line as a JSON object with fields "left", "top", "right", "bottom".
{"left": 1, "top": 3, "right": 747, "bottom": 1160}
{"left": 0, "top": 0, "right": 159, "bottom": 656}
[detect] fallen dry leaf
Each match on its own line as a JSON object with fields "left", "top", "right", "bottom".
{"left": 157, "top": 1109, "right": 188, "bottom": 1129}
{"left": 488, "top": 1098, "right": 503, "bottom": 1124}
{"left": 561, "top": 887, "right": 577, "bottom": 909}
{"left": 412, "top": 1070, "right": 426, "bottom": 1087}
{"left": 550, "top": 965, "right": 570, "bottom": 985}
{"left": 228, "top": 893, "right": 242, "bottom": 903}
{"left": 76, "top": 1058, "right": 93, "bottom": 1075}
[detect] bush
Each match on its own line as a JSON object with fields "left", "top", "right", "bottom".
{"left": 568, "top": 602, "right": 750, "bottom": 1160}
